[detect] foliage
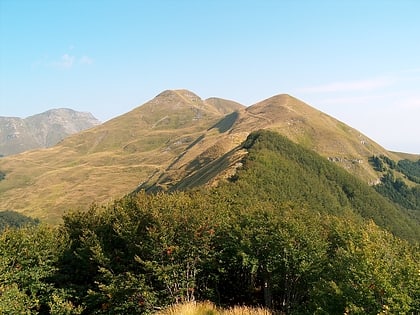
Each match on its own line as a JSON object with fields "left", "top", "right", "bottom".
{"left": 0, "top": 225, "right": 81, "bottom": 314}
{"left": 375, "top": 171, "right": 420, "bottom": 211}
{"left": 0, "top": 283, "right": 33, "bottom": 315}
{"left": 0, "top": 210, "right": 40, "bottom": 231}
{"left": 0, "top": 170, "right": 5, "bottom": 181}
{"left": 0, "top": 130, "right": 419, "bottom": 313}
{"left": 54, "top": 191, "right": 419, "bottom": 314}
{"left": 238, "top": 130, "right": 420, "bottom": 242}
{"left": 369, "top": 154, "right": 397, "bottom": 172}
{"left": 369, "top": 155, "right": 420, "bottom": 184}
{"left": 312, "top": 219, "right": 420, "bottom": 314}
{"left": 370, "top": 155, "right": 385, "bottom": 172}
{"left": 368, "top": 155, "right": 420, "bottom": 212}
{"left": 398, "top": 158, "right": 420, "bottom": 183}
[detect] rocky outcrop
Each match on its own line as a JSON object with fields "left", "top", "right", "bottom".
{"left": 0, "top": 108, "right": 100, "bottom": 156}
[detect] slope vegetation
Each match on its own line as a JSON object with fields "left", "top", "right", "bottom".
{"left": 0, "top": 90, "right": 243, "bottom": 222}
{"left": 2, "top": 130, "right": 418, "bottom": 314}
{"left": 0, "top": 90, "right": 410, "bottom": 222}
{"left": 232, "top": 130, "right": 420, "bottom": 242}
{"left": 141, "top": 93, "right": 400, "bottom": 191}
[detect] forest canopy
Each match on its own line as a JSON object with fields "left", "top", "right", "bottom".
{"left": 1, "top": 130, "right": 419, "bottom": 314}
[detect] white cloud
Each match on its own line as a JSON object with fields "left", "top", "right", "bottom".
{"left": 44, "top": 53, "right": 93, "bottom": 69}
{"left": 79, "top": 55, "right": 94, "bottom": 65}
{"left": 52, "top": 54, "right": 75, "bottom": 69}
{"left": 297, "top": 76, "right": 395, "bottom": 93}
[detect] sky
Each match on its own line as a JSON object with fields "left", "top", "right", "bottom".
{"left": 1, "top": 0, "right": 420, "bottom": 153}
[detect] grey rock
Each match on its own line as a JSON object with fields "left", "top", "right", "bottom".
{"left": 0, "top": 108, "right": 100, "bottom": 156}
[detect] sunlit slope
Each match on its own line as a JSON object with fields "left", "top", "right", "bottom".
{"left": 0, "top": 90, "right": 405, "bottom": 222}
{"left": 0, "top": 90, "right": 244, "bottom": 222}
{"left": 142, "top": 94, "right": 399, "bottom": 191}
{"left": 238, "top": 94, "right": 399, "bottom": 181}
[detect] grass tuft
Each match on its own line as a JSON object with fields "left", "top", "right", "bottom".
{"left": 156, "top": 301, "right": 272, "bottom": 315}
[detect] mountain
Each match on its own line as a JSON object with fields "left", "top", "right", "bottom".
{"left": 0, "top": 90, "right": 414, "bottom": 223}
{"left": 0, "top": 90, "right": 244, "bottom": 222}
{"left": 1, "top": 92, "right": 419, "bottom": 314}
{"left": 234, "top": 130, "right": 420, "bottom": 241}
{"left": 0, "top": 108, "right": 100, "bottom": 156}
{"left": 2, "top": 130, "right": 419, "bottom": 313}
{"left": 140, "top": 93, "right": 398, "bottom": 191}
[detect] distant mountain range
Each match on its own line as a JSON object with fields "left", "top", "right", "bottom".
{"left": 0, "top": 90, "right": 419, "bottom": 223}
{"left": 0, "top": 108, "right": 100, "bottom": 156}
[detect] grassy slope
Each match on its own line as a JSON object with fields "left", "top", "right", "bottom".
{"left": 240, "top": 94, "right": 400, "bottom": 182}
{"left": 0, "top": 90, "right": 411, "bottom": 223}
{"left": 392, "top": 151, "right": 420, "bottom": 161}
{"left": 0, "top": 90, "right": 244, "bottom": 222}
{"left": 147, "top": 94, "right": 401, "bottom": 192}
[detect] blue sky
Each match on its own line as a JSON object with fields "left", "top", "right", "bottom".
{"left": 1, "top": 0, "right": 420, "bottom": 153}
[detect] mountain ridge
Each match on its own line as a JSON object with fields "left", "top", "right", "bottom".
{"left": 0, "top": 89, "right": 416, "bottom": 222}
{"left": 0, "top": 108, "right": 100, "bottom": 156}
{"left": 140, "top": 93, "right": 399, "bottom": 191}
{"left": 0, "top": 90, "right": 244, "bottom": 221}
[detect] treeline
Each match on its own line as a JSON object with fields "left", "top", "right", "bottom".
{"left": 399, "top": 159, "right": 420, "bottom": 183}
{"left": 371, "top": 154, "right": 420, "bottom": 184}
{"left": 375, "top": 172, "right": 420, "bottom": 211}
{"left": 237, "top": 131, "right": 420, "bottom": 242}
{"left": 370, "top": 155, "right": 420, "bottom": 211}
{"left": 1, "top": 130, "right": 419, "bottom": 314}
{"left": 1, "top": 194, "right": 419, "bottom": 314}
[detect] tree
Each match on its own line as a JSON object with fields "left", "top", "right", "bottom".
{"left": 0, "top": 225, "right": 81, "bottom": 314}
{"left": 312, "top": 218, "right": 420, "bottom": 314}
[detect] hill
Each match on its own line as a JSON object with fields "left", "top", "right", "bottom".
{"left": 1, "top": 130, "right": 417, "bottom": 314}
{"left": 0, "top": 90, "right": 244, "bottom": 222}
{"left": 139, "top": 93, "right": 399, "bottom": 191}
{"left": 0, "top": 108, "right": 100, "bottom": 156}
{"left": 0, "top": 89, "right": 415, "bottom": 223}
{"left": 231, "top": 130, "right": 419, "bottom": 241}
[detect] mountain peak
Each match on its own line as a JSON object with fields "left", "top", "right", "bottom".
{"left": 0, "top": 90, "right": 405, "bottom": 222}
{"left": 247, "top": 93, "right": 305, "bottom": 115}
{"left": 0, "top": 109, "right": 100, "bottom": 156}
{"left": 29, "top": 108, "right": 99, "bottom": 123}
{"left": 153, "top": 89, "right": 201, "bottom": 103}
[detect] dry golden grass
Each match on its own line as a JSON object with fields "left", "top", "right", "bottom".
{"left": 156, "top": 301, "right": 217, "bottom": 315}
{"left": 156, "top": 301, "right": 272, "bottom": 315}
{"left": 0, "top": 91, "right": 243, "bottom": 223}
{"left": 0, "top": 90, "right": 398, "bottom": 223}
{"left": 391, "top": 151, "right": 420, "bottom": 161}
{"left": 222, "top": 305, "right": 272, "bottom": 315}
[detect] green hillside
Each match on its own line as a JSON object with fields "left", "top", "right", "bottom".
{"left": 0, "top": 91, "right": 406, "bottom": 223}
{"left": 229, "top": 130, "right": 420, "bottom": 242}
{"left": 139, "top": 93, "right": 399, "bottom": 192}
{"left": 369, "top": 155, "right": 420, "bottom": 219}
{"left": 1, "top": 130, "right": 418, "bottom": 314}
